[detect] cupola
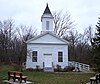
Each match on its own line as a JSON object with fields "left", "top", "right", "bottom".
{"left": 41, "top": 4, "right": 54, "bottom": 33}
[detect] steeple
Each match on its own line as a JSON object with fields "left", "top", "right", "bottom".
{"left": 43, "top": 3, "right": 52, "bottom": 15}
{"left": 41, "top": 3, "right": 53, "bottom": 21}
{"left": 41, "top": 4, "right": 54, "bottom": 34}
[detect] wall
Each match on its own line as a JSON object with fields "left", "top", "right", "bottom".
{"left": 26, "top": 43, "right": 68, "bottom": 69}
{"left": 42, "top": 14, "right": 53, "bottom": 32}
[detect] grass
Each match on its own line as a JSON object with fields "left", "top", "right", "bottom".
{"left": 0, "top": 65, "right": 95, "bottom": 84}
{"left": 0, "top": 65, "right": 15, "bottom": 84}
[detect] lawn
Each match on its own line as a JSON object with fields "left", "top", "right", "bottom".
{"left": 0, "top": 65, "right": 95, "bottom": 84}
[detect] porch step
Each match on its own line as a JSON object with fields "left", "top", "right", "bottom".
{"left": 44, "top": 67, "right": 54, "bottom": 72}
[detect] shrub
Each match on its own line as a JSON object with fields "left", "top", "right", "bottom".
{"left": 35, "top": 65, "right": 41, "bottom": 71}
{"left": 55, "top": 64, "right": 62, "bottom": 72}
{"left": 63, "top": 66, "right": 75, "bottom": 72}
{"left": 26, "top": 68, "right": 34, "bottom": 71}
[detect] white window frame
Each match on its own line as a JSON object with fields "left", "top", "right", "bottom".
{"left": 32, "top": 51, "right": 37, "bottom": 62}
{"left": 58, "top": 51, "right": 63, "bottom": 62}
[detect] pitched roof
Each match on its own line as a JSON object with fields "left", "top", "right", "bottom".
{"left": 43, "top": 3, "right": 52, "bottom": 15}
{"left": 26, "top": 31, "right": 69, "bottom": 44}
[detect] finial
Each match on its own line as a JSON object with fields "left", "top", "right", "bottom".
{"left": 46, "top": 3, "right": 48, "bottom": 6}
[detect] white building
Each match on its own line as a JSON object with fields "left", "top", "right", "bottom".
{"left": 26, "top": 4, "right": 69, "bottom": 71}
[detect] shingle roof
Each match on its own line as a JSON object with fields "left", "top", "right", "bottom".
{"left": 43, "top": 3, "right": 52, "bottom": 15}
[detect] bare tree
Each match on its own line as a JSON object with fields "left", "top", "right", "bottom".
{"left": 64, "top": 30, "right": 81, "bottom": 61}
{"left": 16, "top": 25, "right": 37, "bottom": 65}
{"left": 75, "top": 26, "right": 93, "bottom": 64}
{"left": 53, "top": 11, "right": 74, "bottom": 37}
{"left": 63, "top": 26, "right": 93, "bottom": 64}
{"left": 16, "top": 25, "right": 37, "bottom": 42}
{"left": 0, "top": 19, "right": 15, "bottom": 63}
{"left": 85, "top": 26, "right": 93, "bottom": 45}
{"left": 0, "top": 19, "right": 37, "bottom": 65}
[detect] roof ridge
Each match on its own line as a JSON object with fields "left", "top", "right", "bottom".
{"left": 26, "top": 32, "right": 69, "bottom": 44}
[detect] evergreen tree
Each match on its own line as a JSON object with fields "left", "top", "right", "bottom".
{"left": 92, "top": 17, "right": 100, "bottom": 71}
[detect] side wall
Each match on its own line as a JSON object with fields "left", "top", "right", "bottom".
{"left": 26, "top": 44, "right": 68, "bottom": 69}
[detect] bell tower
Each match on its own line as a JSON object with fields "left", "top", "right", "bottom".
{"left": 41, "top": 4, "right": 54, "bottom": 33}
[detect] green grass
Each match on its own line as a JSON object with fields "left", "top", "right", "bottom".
{"left": 0, "top": 65, "right": 95, "bottom": 84}
{"left": 0, "top": 65, "right": 15, "bottom": 84}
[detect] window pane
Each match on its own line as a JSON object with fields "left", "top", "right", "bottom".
{"left": 32, "top": 57, "right": 37, "bottom": 62}
{"left": 32, "top": 51, "right": 37, "bottom": 62}
{"left": 58, "top": 51, "right": 63, "bottom": 62}
{"left": 58, "top": 57, "right": 63, "bottom": 62}
{"left": 58, "top": 52, "right": 63, "bottom": 56}
{"left": 46, "top": 21, "right": 49, "bottom": 30}
{"left": 32, "top": 51, "right": 37, "bottom": 57}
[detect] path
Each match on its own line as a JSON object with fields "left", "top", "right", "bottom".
{"left": 3, "top": 79, "right": 33, "bottom": 84}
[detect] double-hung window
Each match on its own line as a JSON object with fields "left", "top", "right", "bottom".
{"left": 32, "top": 51, "right": 37, "bottom": 62}
{"left": 58, "top": 51, "right": 63, "bottom": 62}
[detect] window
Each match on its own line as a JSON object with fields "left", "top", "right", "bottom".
{"left": 46, "top": 21, "right": 49, "bottom": 30}
{"left": 32, "top": 51, "right": 37, "bottom": 62}
{"left": 58, "top": 52, "right": 63, "bottom": 62}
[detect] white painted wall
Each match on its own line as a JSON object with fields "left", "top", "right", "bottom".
{"left": 29, "top": 34, "right": 68, "bottom": 44}
{"left": 41, "top": 14, "right": 54, "bottom": 32}
{"left": 42, "top": 18, "right": 53, "bottom": 31}
{"left": 26, "top": 43, "right": 68, "bottom": 69}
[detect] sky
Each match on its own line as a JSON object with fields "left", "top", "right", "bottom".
{"left": 0, "top": 0, "right": 100, "bottom": 33}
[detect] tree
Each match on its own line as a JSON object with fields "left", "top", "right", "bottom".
{"left": 64, "top": 30, "right": 81, "bottom": 61}
{"left": 16, "top": 25, "right": 37, "bottom": 65}
{"left": 0, "top": 19, "right": 15, "bottom": 63}
{"left": 64, "top": 26, "right": 93, "bottom": 64}
{"left": 75, "top": 27, "right": 93, "bottom": 64}
{"left": 53, "top": 11, "right": 74, "bottom": 37}
{"left": 0, "top": 19, "right": 37, "bottom": 65}
{"left": 92, "top": 17, "right": 100, "bottom": 70}
{"left": 16, "top": 25, "right": 37, "bottom": 42}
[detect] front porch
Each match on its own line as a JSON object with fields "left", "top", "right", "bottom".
{"left": 43, "top": 62, "right": 54, "bottom": 72}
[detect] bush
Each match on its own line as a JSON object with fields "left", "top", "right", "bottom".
{"left": 92, "top": 67, "right": 100, "bottom": 72}
{"left": 26, "top": 68, "right": 34, "bottom": 71}
{"left": 55, "top": 65, "right": 62, "bottom": 72}
{"left": 35, "top": 65, "right": 42, "bottom": 72}
{"left": 63, "top": 66, "right": 75, "bottom": 72}
{"left": 26, "top": 66, "right": 43, "bottom": 72}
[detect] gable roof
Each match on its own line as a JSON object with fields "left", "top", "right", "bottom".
{"left": 43, "top": 3, "right": 52, "bottom": 15}
{"left": 26, "top": 32, "right": 69, "bottom": 44}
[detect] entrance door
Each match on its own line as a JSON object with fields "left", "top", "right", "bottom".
{"left": 44, "top": 54, "right": 52, "bottom": 67}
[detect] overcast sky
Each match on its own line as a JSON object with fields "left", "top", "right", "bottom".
{"left": 0, "top": 0, "right": 100, "bottom": 33}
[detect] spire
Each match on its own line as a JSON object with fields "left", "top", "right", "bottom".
{"left": 43, "top": 3, "right": 52, "bottom": 15}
